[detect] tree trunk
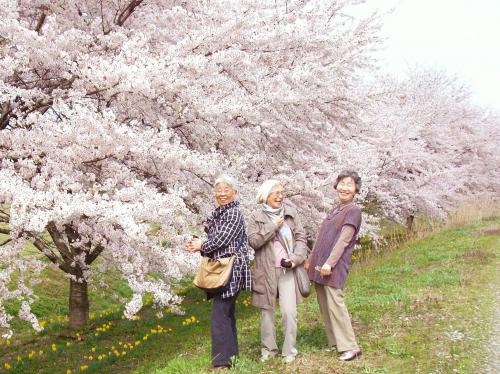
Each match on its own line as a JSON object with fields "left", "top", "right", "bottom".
{"left": 69, "top": 278, "right": 89, "bottom": 329}
{"left": 406, "top": 215, "right": 415, "bottom": 235}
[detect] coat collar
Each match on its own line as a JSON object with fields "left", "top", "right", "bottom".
{"left": 253, "top": 203, "right": 296, "bottom": 223}
{"left": 335, "top": 201, "right": 354, "bottom": 212}
{"left": 207, "top": 200, "right": 240, "bottom": 222}
{"left": 215, "top": 200, "right": 239, "bottom": 213}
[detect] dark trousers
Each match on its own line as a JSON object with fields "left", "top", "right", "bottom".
{"left": 211, "top": 292, "right": 239, "bottom": 366}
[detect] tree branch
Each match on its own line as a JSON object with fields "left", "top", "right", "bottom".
{"left": 82, "top": 155, "right": 112, "bottom": 165}
{"left": 46, "top": 221, "right": 74, "bottom": 264}
{"left": 181, "top": 169, "right": 214, "bottom": 187}
{"left": 31, "top": 237, "right": 60, "bottom": 263}
{"left": 115, "top": 0, "right": 145, "bottom": 27}
{"left": 31, "top": 236, "right": 72, "bottom": 273}
{"left": 0, "top": 238, "right": 12, "bottom": 246}
{"left": 35, "top": 6, "right": 48, "bottom": 34}
{"left": 100, "top": 0, "right": 108, "bottom": 34}
{"left": 1, "top": 101, "right": 12, "bottom": 130}
{"left": 86, "top": 244, "right": 105, "bottom": 265}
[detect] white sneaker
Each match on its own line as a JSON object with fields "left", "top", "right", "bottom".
{"left": 283, "top": 355, "right": 296, "bottom": 364}
{"left": 324, "top": 346, "right": 337, "bottom": 352}
{"left": 338, "top": 348, "right": 362, "bottom": 361}
{"left": 260, "top": 350, "right": 277, "bottom": 362}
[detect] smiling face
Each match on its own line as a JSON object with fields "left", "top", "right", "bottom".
{"left": 266, "top": 184, "right": 284, "bottom": 209}
{"left": 215, "top": 182, "right": 237, "bottom": 207}
{"left": 336, "top": 177, "right": 356, "bottom": 204}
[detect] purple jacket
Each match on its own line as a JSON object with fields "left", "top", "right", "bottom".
{"left": 307, "top": 203, "right": 362, "bottom": 289}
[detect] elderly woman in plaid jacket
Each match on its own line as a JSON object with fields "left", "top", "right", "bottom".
{"left": 186, "top": 175, "right": 251, "bottom": 371}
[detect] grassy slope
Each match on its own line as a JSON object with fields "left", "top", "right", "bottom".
{"left": 0, "top": 219, "right": 498, "bottom": 374}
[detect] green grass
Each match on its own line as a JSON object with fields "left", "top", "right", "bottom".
{"left": 0, "top": 219, "right": 498, "bottom": 373}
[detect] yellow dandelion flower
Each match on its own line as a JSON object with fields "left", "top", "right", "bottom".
{"left": 88, "top": 355, "right": 93, "bottom": 361}
{"left": 51, "top": 344, "right": 57, "bottom": 352}
{"left": 135, "top": 341, "right": 140, "bottom": 346}
{"left": 66, "top": 342, "right": 71, "bottom": 347}
{"left": 80, "top": 365, "right": 89, "bottom": 371}
{"left": 91, "top": 347, "right": 96, "bottom": 352}
{"left": 66, "top": 369, "right": 71, "bottom": 374}
{"left": 6, "top": 340, "right": 10, "bottom": 345}
{"left": 4, "top": 362, "right": 11, "bottom": 369}
{"left": 16, "top": 356, "right": 21, "bottom": 362}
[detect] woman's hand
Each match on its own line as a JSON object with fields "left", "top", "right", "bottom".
{"left": 280, "top": 258, "right": 295, "bottom": 269}
{"left": 274, "top": 216, "right": 284, "bottom": 229}
{"left": 304, "top": 260, "right": 310, "bottom": 271}
{"left": 185, "top": 238, "right": 202, "bottom": 253}
{"left": 319, "top": 264, "right": 332, "bottom": 278}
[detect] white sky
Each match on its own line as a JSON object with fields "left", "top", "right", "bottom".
{"left": 354, "top": 0, "right": 500, "bottom": 109}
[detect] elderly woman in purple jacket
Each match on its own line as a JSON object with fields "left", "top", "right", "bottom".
{"left": 306, "top": 170, "right": 363, "bottom": 361}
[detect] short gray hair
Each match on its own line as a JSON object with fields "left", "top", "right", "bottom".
{"left": 214, "top": 174, "right": 238, "bottom": 192}
{"left": 333, "top": 170, "right": 362, "bottom": 193}
{"left": 256, "top": 179, "right": 282, "bottom": 204}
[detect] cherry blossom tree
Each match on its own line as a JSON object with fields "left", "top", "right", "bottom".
{"left": 0, "top": 0, "right": 384, "bottom": 335}
{"left": 327, "top": 68, "right": 500, "bottom": 226}
{"left": 0, "top": 100, "right": 224, "bottom": 334}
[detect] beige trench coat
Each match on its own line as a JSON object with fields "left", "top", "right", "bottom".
{"left": 247, "top": 204, "right": 309, "bottom": 310}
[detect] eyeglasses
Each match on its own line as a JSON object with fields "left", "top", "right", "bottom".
{"left": 337, "top": 182, "right": 355, "bottom": 188}
{"left": 269, "top": 190, "right": 284, "bottom": 197}
{"left": 215, "top": 188, "right": 234, "bottom": 195}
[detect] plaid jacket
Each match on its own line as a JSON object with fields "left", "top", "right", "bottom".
{"left": 201, "top": 200, "right": 251, "bottom": 298}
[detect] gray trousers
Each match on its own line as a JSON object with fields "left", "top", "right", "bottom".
{"left": 315, "top": 283, "right": 358, "bottom": 352}
{"left": 261, "top": 268, "right": 298, "bottom": 357}
{"left": 211, "top": 292, "right": 239, "bottom": 366}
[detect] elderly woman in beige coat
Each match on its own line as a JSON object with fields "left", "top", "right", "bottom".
{"left": 247, "top": 180, "right": 308, "bottom": 364}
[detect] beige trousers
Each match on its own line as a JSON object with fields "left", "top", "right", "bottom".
{"left": 260, "top": 268, "right": 297, "bottom": 357}
{"left": 315, "top": 283, "right": 358, "bottom": 352}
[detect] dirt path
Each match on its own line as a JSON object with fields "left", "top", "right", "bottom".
{"left": 483, "top": 283, "right": 499, "bottom": 373}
